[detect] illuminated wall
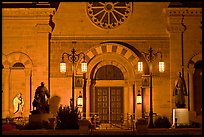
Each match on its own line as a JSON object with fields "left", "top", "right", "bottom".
{"left": 2, "top": 2, "right": 202, "bottom": 126}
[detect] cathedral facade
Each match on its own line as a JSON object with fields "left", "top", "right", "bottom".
{"left": 2, "top": 2, "right": 202, "bottom": 126}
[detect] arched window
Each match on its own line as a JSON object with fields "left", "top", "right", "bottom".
{"left": 95, "top": 65, "right": 124, "bottom": 80}
{"left": 12, "top": 62, "right": 25, "bottom": 68}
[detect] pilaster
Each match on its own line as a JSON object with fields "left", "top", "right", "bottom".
{"left": 164, "top": 8, "right": 188, "bottom": 111}
{"left": 188, "top": 64, "right": 195, "bottom": 111}
{"left": 24, "top": 68, "right": 32, "bottom": 116}
{"left": 2, "top": 68, "right": 11, "bottom": 118}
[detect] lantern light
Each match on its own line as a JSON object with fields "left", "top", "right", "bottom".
{"left": 159, "top": 61, "right": 165, "bottom": 72}
{"left": 81, "top": 61, "right": 87, "bottom": 73}
{"left": 137, "top": 90, "right": 142, "bottom": 104}
{"left": 77, "top": 91, "right": 83, "bottom": 107}
{"left": 60, "top": 58, "right": 66, "bottom": 73}
{"left": 138, "top": 60, "right": 143, "bottom": 72}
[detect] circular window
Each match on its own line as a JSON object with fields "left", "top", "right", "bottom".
{"left": 87, "top": 2, "right": 132, "bottom": 29}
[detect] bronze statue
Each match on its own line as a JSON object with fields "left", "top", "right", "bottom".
{"left": 173, "top": 72, "right": 187, "bottom": 108}
{"left": 32, "top": 82, "right": 50, "bottom": 113}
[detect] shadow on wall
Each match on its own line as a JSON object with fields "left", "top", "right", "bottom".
{"left": 49, "top": 95, "right": 61, "bottom": 116}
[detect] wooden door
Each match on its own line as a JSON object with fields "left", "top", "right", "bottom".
{"left": 95, "top": 87, "right": 123, "bottom": 123}
{"left": 110, "top": 87, "right": 123, "bottom": 124}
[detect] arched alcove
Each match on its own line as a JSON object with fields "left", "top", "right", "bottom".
{"left": 81, "top": 42, "right": 145, "bottom": 124}
{"left": 2, "top": 52, "right": 33, "bottom": 118}
{"left": 193, "top": 60, "right": 202, "bottom": 115}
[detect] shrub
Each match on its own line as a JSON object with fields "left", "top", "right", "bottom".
{"left": 5, "top": 114, "right": 15, "bottom": 124}
{"left": 154, "top": 116, "right": 171, "bottom": 128}
{"left": 56, "top": 105, "right": 80, "bottom": 129}
{"left": 189, "top": 121, "right": 200, "bottom": 128}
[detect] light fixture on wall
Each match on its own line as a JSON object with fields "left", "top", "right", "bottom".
{"left": 138, "top": 47, "right": 164, "bottom": 128}
{"left": 60, "top": 44, "right": 87, "bottom": 109}
{"left": 77, "top": 91, "right": 83, "bottom": 107}
{"left": 137, "top": 90, "right": 142, "bottom": 104}
{"left": 81, "top": 59, "right": 87, "bottom": 73}
{"left": 138, "top": 59, "right": 143, "bottom": 73}
{"left": 159, "top": 55, "right": 165, "bottom": 72}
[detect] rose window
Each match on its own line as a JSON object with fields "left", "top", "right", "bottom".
{"left": 87, "top": 2, "right": 132, "bottom": 29}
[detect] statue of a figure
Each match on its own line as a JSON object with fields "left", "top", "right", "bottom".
{"left": 32, "top": 82, "right": 50, "bottom": 113}
{"left": 13, "top": 93, "right": 24, "bottom": 118}
{"left": 173, "top": 72, "right": 187, "bottom": 108}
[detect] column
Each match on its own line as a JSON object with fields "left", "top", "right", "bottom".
{"left": 165, "top": 10, "right": 186, "bottom": 111}
{"left": 188, "top": 64, "right": 195, "bottom": 111}
{"left": 85, "top": 79, "right": 90, "bottom": 119}
{"left": 123, "top": 84, "right": 129, "bottom": 125}
{"left": 24, "top": 68, "right": 32, "bottom": 117}
{"left": 128, "top": 82, "right": 133, "bottom": 115}
{"left": 2, "top": 68, "right": 10, "bottom": 118}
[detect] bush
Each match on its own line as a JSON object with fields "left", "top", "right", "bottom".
{"left": 56, "top": 105, "right": 80, "bottom": 129}
{"left": 189, "top": 121, "right": 200, "bottom": 128}
{"left": 154, "top": 116, "right": 171, "bottom": 128}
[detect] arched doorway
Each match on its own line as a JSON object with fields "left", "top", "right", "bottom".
{"left": 94, "top": 65, "right": 124, "bottom": 124}
{"left": 193, "top": 60, "right": 202, "bottom": 116}
{"left": 81, "top": 42, "right": 146, "bottom": 126}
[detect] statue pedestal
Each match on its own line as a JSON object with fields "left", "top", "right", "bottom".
{"left": 29, "top": 113, "right": 54, "bottom": 127}
{"left": 172, "top": 108, "right": 189, "bottom": 126}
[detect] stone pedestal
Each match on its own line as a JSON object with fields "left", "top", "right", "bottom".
{"left": 172, "top": 108, "right": 189, "bottom": 126}
{"left": 29, "top": 113, "right": 54, "bottom": 128}
{"left": 78, "top": 119, "right": 91, "bottom": 134}
{"left": 136, "top": 118, "right": 148, "bottom": 130}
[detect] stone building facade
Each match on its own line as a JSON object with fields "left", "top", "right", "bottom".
{"left": 2, "top": 2, "right": 202, "bottom": 126}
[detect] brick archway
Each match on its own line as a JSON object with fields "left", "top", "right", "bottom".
{"left": 78, "top": 42, "right": 144, "bottom": 121}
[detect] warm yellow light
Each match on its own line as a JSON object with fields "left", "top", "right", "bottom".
{"left": 81, "top": 61, "right": 87, "bottom": 73}
{"left": 159, "top": 61, "right": 164, "bottom": 72}
{"left": 78, "top": 91, "right": 83, "bottom": 106}
{"left": 137, "top": 93, "right": 142, "bottom": 104}
{"left": 60, "top": 62, "right": 66, "bottom": 73}
{"left": 138, "top": 61, "right": 143, "bottom": 72}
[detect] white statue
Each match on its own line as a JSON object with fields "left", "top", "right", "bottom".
{"left": 13, "top": 93, "right": 24, "bottom": 118}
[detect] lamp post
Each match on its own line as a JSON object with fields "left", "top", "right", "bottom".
{"left": 138, "top": 47, "right": 164, "bottom": 128}
{"left": 60, "top": 47, "right": 87, "bottom": 109}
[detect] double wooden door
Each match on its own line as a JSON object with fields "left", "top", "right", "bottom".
{"left": 95, "top": 87, "right": 124, "bottom": 123}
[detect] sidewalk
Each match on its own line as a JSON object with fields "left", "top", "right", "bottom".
{"left": 2, "top": 128, "right": 202, "bottom": 135}
{"left": 92, "top": 128, "right": 202, "bottom": 135}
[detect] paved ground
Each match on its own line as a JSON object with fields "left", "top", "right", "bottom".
{"left": 2, "top": 128, "right": 202, "bottom": 135}
{"left": 91, "top": 128, "right": 202, "bottom": 135}
{"left": 2, "top": 121, "right": 202, "bottom": 135}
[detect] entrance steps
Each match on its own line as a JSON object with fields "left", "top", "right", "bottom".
{"left": 96, "top": 123, "right": 133, "bottom": 130}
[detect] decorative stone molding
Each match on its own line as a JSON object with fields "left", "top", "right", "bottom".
{"left": 188, "top": 63, "right": 195, "bottom": 73}
{"left": 51, "top": 35, "right": 169, "bottom": 42}
{"left": 164, "top": 8, "right": 202, "bottom": 16}
{"left": 2, "top": 8, "right": 56, "bottom": 20}
{"left": 165, "top": 8, "right": 201, "bottom": 33}
{"left": 87, "top": 2, "right": 133, "bottom": 29}
{"left": 6, "top": 52, "right": 33, "bottom": 69}
{"left": 187, "top": 51, "right": 202, "bottom": 67}
{"left": 35, "top": 24, "right": 53, "bottom": 33}
{"left": 167, "top": 23, "right": 186, "bottom": 33}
